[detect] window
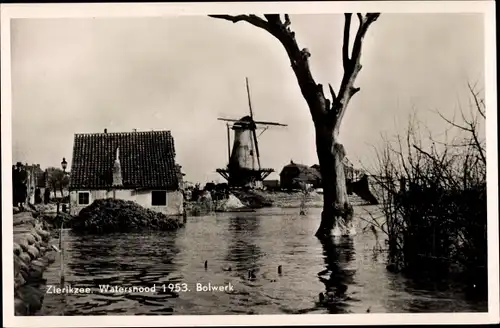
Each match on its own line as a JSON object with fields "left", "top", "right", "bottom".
{"left": 151, "top": 190, "right": 167, "bottom": 206}
{"left": 78, "top": 192, "right": 90, "bottom": 205}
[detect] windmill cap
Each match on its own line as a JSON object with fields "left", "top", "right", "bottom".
{"left": 233, "top": 115, "right": 256, "bottom": 128}
{"left": 237, "top": 115, "right": 253, "bottom": 123}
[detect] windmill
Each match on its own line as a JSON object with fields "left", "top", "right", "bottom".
{"left": 216, "top": 77, "right": 287, "bottom": 188}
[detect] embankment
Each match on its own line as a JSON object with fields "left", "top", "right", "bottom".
{"left": 238, "top": 190, "right": 323, "bottom": 208}
{"left": 186, "top": 189, "right": 371, "bottom": 214}
{"left": 231, "top": 189, "right": 369, "bottom": 209}
{"left": 13, "top": 210, "right": 57, "bottom": 316}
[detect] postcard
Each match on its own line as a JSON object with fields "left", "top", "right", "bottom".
{"left": 2, "top": 1, "right": 498, "bottom": 327}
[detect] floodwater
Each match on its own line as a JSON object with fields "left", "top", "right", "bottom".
{"left": 39, "top": 206, "right": 487, "bottom": 315}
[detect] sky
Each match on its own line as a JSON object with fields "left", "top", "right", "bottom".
{"left": 10, "top": 13, "right": 485, "bottom": 183}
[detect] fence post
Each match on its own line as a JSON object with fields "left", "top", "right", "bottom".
{"left": 59, "top": 222, "right": 65, "bottom": 286}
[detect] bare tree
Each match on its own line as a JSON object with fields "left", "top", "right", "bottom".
{"left": 46, "top": 167, "right": 69, "bottom": 198}
{"left": 210, "top": 13, "right": 380, "bottom": 237}
{"left": 366, "top": 83, "right": 486, "bottom": 273}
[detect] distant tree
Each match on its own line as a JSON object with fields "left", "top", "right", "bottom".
{"left": 46, "top": 167, "right": 69, "bottom": 197}
{"left": 191, "top": 183, "right": 203, "bottom": 201}
{"left": 204, "top": 182, "right": 216, "bottom": 192}
{"left": 210, "top": 14, "right": 380, "bottom": 237}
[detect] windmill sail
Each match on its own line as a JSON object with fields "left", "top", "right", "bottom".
{"left": 217, "top": 118, "right": 241, "bottom": 122}
{"left": 245, "top": 77, "right": 261, "bottom": 169}
{"left": 246, "top": 77, "right": 254, "bottom": 119}
{"left": 253, "top": 120, "right": 288, "bottom": 126}
{"left": 226, "top": 123, "right": 231, "bottom": 164}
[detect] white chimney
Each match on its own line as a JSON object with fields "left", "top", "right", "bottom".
{"left": 112, "top": 147, "right": 123, "bottom": 187}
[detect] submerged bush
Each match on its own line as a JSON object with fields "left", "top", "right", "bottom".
{"left": 72, "top": 198, "right": 184, "bottom": 233}
{"left": 369, "top": 83, "right": 487, "bottom": 295}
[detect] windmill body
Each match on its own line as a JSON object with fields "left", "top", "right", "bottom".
{"left": 216, "top": 78, "right": 287, "bottom": 188}
{"left": 230, "top": 116, "right": 257, "bottom": 171}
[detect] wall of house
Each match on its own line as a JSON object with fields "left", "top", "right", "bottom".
{"left": 69, "top": 189, "right": 184, "bottom": 216}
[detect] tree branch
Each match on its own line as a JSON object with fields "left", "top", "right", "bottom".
{"left": 209, "top": 14, "right": 272, "bottom": 33}
{"left": 467, "top": 81, "right": 486, "bottom": 119}
{"left": 328, "top": 83, "right": 338, "bottom": 110}
{"left": 342, "top": 14, "right": 352, "bottom": 70}
{"left": 263, "top": 14, "right": 282, "bottom": 25}
{"left": 210, "top": 13, "right": 325, "bottom": 121}
{"left": 209, "top": 13, "right": 380, "bottom": 131}
{"left": 334, "top": 13, "right": 380, "bottom": 136}
{"left": 284, "top": 14, "right": 291, "bottom": 28}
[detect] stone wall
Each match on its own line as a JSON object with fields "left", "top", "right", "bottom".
{"left": 13, "top": 210, "right": 56, "bottom": 316}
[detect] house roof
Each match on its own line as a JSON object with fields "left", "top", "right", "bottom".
{"left": 70, "top": 130, "right": 179, "bottom": 190}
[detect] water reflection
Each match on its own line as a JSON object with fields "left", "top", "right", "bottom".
{"left": 317, "top": 236, "right": 356, "bottom": 314}
{"left": 38, "top": 207, "right": 487, "bottom": 315}
{"left": 43, "top": 230, "right": 182, "bottom": 315}
{"left": 226, "top": 216, "right": 263, "bottom": 273}
{"left": 67, "top": 230, "right": 182, "bottom": 283}
{"left": 385, "top": 268, "right": 488, "bottom": 313}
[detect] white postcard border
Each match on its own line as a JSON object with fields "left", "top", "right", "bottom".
{"left": 1, "top": 1, "right": 498, "bottom": 327}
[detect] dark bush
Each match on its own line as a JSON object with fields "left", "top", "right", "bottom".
{"left": 369, "top": 84, "right": 487, "bottom": 297}
{"left": 72, "top": 198, "right": 183, "bottom": 234}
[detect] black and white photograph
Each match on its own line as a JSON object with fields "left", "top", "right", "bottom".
{"left": 1, "top": 1, "right": 498, "bottom": 326}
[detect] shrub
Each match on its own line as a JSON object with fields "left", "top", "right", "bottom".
{"left": 369, "top": 83, "right": 487, "bottom": 295}
{"left": 72, "top": 198, "right": 183, "bottom": 233}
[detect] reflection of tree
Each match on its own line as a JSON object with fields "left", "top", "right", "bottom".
{"left": 225, "top": 216, "right": 263, "bottom": 273}
{"left": 318, "top": 236, "right": 356, "bottom": 314}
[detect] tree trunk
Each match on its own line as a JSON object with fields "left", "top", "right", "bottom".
{"left": 314, "top": 124, "right": 353, "bottom": 238}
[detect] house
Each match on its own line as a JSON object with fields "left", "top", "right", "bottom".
{"left": 69, "top": 129, "right": 184, "bottom": 216}
{"left": 24, "top": 164, "right": 46, "bottom": 204}
{"left": 280, "top": 159, "right": 365, "bottom": 190}
{"left": 279, "top": 161, "right": 322, "bottom": 189}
